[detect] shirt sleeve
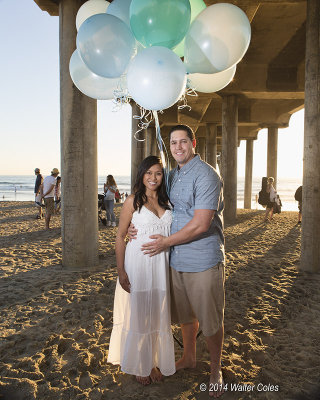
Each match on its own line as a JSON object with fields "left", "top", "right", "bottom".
{"left": 194, "top": 169, "right": 222, "bottom": 211}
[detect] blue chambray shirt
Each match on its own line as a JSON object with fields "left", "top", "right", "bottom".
{"left": 169, "top": 154, "right": 225, "bottom": 272}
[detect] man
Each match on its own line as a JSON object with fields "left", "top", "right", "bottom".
{"left": 34, "top": 168, "right": 43, "bottom": 219}
{"left": 131, "top": 125, "right": 225, "bottom": 397}
{"left": 42, "top": 168, "right": 59, "bottom": 229}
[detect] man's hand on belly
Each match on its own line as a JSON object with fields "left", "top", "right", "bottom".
{"left": 141, "top": 235, "right": 170, "bottom": 257}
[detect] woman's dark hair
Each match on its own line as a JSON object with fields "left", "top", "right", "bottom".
{"left": 133, "top": 156, "right": 170, "bottom": 212}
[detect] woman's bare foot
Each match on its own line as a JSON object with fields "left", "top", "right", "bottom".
{"left": 150, "top": 367, "right": 163, "bottom": 382}
{"left": 136, "top": 375, "right": 151, "bottom": 385}
{"left": 209, "top": 369, "right": 225, "bottom": 398}
{"left": 175, "top": 356, "right": 196, "bottom": 371}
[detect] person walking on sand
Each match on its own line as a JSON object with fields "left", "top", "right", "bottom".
{"left": 129, "top": 125, "right": 225, "bottom": 398}
{"left": 41, "top": 168, "right": 59, "bottom": 229}
{"left": 104, "top": 175, "right": 117, "bottom": 227}
{"left": 264, "top": 177, "right": 277, "bottom": 222}
{"left": 107, "top": 156, "right": 176, "bottom": 385}
{"left": 295, "top": 185, "right": 302, "bottom": 224}
{"left": 54, "top": 176, "right": 61, "bottom": 214}
{"left": 34, "top": 168, "right": 43, "bottom": 219}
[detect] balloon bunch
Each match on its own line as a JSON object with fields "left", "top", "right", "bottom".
{"left": 69, "top": 0, "right": 251, "bottom": 109}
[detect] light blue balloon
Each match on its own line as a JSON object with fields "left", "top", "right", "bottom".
{"left": 77, "top": 13, "right": 136, "bottom": 78}
{"left": 107, "top": 0, "right": 132, "bottom": 28}
{"left": 69, "top": 50, "right": 126, "bottom": 100}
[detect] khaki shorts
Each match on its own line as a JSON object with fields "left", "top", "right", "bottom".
{"left": 44, "top": 197, "right": 54, "bottom": 216}
{"left": 170, "top": 262, "right": 225, "bottom": 337}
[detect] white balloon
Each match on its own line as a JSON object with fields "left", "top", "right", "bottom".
{"left": 188, "top": 65, "right": 236, "bottom": 93}
{"left": 127, "top": 46, "right": 187, "bottom": 111}
{"left": 184, "top": 3, "right": 251, "bottom": 74}
{"left": 76, "top": 0, "right": 110, "bottom": 31}
{"left": 69, "top": 50, "right": 126, "bottom": 100}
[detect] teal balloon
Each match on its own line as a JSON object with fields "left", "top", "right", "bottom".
{"left": 77, "top": 13, "right": 135, "bottom": 78}
{"left": 130, "top": 0, "right": 191, "bottom": 49}
{"left": 174, "top": 0, "right": 206, "bottom": 57}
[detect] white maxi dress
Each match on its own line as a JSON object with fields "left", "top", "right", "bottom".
{"left": 107, "top": 206, "right": 176, "bottom": 377}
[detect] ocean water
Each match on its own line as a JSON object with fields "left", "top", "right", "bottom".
{"left": 0, "top": 175, "right": 301, "bottom": 211}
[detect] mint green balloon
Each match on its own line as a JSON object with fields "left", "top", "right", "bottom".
{"left": 130, "top": 0, "right": 191, "bottom": 49}
{"left": 174, "top": 0, "right": 206, "bottom": 57}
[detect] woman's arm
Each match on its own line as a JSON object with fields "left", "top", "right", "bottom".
{"left": 108, "top": 185, "right": 117, "bottom": 194}
{"left": 115, "top": 195, "right": 135, "bottom": 293}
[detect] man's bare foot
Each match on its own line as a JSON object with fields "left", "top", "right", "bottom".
{"left": 175, "top": 356, "right": 196, "bottom": 371}
{"left": 136, "top": 375, "right": 151, "bottom": 385}
{"left": 150, "top": 367, "right": 163, "bottom": 382}
{"left": 209, "top": 369, "right": 225, "bottom": 398}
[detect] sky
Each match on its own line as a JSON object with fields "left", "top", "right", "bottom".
{"left": 0, "top": 0, "right": 304, "bottom": 179}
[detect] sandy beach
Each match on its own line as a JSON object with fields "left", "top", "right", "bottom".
{"left": 0, "top": 201, "right": 319, "bottom": 400}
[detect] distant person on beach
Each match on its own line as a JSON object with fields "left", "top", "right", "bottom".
{"left": 295, "top": 185, "right": 302, "bottom": 224}
{"left": 115, "top": 189, "right": 121, "bottom": 203}
{"left": 108, "top": 156, "right": 175, "bottom": 385}
{"left": 264, "top": 177, "right": 277, "bottom": 222}
{"left": 128, "top": 125, "right": 225, "bottom": 397}
{"left": 54, "top": 176, "right": 61, "bottom": 214}
{"left": 104, "top": 175, "right": 117, "bottom": 227}
{"left": 34, "top": 168, "right": 43, "bottom": 219}
{"left": 42, "top": 168, "right": 59, "bottom": 229}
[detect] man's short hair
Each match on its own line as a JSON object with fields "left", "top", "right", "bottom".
{"left": 169, "top": 124, "right": 195, "bottom": 142}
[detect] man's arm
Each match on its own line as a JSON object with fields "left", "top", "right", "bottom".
{"left": 42, "top": 184, "right": 55, "bottom": 198}
{"left": 141, "top": 209, "right": 215, "bottom": 255}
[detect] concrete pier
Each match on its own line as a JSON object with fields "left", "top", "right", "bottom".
{"left": 221, "top": 96, "right": 238, "bottom": 223}
{"left": 244, "top": 139, "right": 254, "bottom": 209}
{"left": 197, "top": 137, "right": 206, "bottom": 161}
{"left": 267, "top": 126, "right": 278, "bottom": 188}
{"left": 131, "top": 102, "right": 145, "bottom": 192}
{"left": 59, "top": 0, "right": 98, "bottom": 268}
{"left": 144, "top": 128, "right": 152, "bottom": 158}
{"left": 206, "top": 123, "right": 217, "bottom": 169}
{"left": 300, "top": 0, "right": 320, "bottom": 272}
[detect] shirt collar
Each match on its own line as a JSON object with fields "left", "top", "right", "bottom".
{"left": 176, "top": 154, "right": 201, "bottom": 175}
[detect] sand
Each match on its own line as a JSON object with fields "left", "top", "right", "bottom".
{"left": 0, "top": 201, "right": 319, "bottom": 400}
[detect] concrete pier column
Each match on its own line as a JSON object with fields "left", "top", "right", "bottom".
{"left": 131, "top": 102, "right": 145, "bottom": 192}
{"left": 221, "top": 96, "right": 238, "bottom": 223}
{"left": 151, "top": 129, "right": 159, "bottom": 157}
{"left": 144, "top": 127, "right": 153, "bottom": 158}
{"left": 197, "top": 137, "right": 206, "bottom": 161}
{"left": 244, "top": 139, "right": 254, "bottom": 209}
{"left": 301, "top": 0, "right": 320, "bottom": 272}
{"left": 59, "top": 0, "right": 98, "bottom": 268}
{"left": 206, "top": 123, "right": 217, "bottom": 168}
{"left": 267, "top": 126, "right": 278, "bottom": 188}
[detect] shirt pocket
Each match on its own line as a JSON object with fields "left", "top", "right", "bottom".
{"left": 180, "top": 181, "right": 194, "bottom": 208}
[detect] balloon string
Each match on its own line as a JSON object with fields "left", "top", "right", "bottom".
{"left": 152, "top": 110, "right": 171, "bottom": 193}
{"left": 112, "top": 75, "right": 130, "bottom": 111}
{"left": 132, "top": 107, "right": 154, "bottom": 141}
{"left": 177, "top": 81, "right": 198, "bottom": 111}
